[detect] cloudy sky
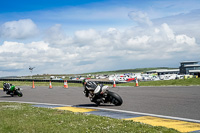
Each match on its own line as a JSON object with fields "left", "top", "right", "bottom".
{"left": 0, "top": 0, "right": 200, "bottom": 76}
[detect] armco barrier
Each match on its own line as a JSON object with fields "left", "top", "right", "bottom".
{"left": 0, "top": 78, "right": 126, "bottom": 84}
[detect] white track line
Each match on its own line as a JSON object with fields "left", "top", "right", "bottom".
{"left": 1, "top": 100, "right": 200, "bottom": 123}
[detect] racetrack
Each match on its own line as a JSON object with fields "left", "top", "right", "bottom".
{"left": 0, "top": 86, "right": 200, "bottom": 120}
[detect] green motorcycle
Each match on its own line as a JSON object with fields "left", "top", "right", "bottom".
{"left": 3, "top": 82, "right": 23, "bottom": 97}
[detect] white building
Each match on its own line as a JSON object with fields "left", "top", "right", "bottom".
{"left": 146, "top": 69, "right": 179, "bottom": 75}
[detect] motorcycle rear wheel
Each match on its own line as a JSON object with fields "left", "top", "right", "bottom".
{"left": 95, "top": 102, "right": 100, "bottom": 106}
{"left": 108, "top": 91, "right": 123, "bottom": 106}
{"left": 16, "top": 90, "right": 23, "bottom": 97}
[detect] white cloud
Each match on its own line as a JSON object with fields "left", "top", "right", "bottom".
{"left": 154, "top": 28, "right": 160, "bottom": 34}
{"left": 0, "top": 19, "right": 39, "bottom": 39}
{"left": 161, "top": 23, "right": 175, "bottom": 40}
{"left": 1, "top": 21, "right": 199, "bottom": 76}
{"left": 128, "top": 11, "right": 153, "bottom": 26}
{"left": 0, "top": 41, "right": 64, "bottom": 68}
{"left": 44, "top": 24, "right": 73, "bottom": 46}
{"left": 1, "top": 9, "right": 200, "bottom": 76}
{"left": 127, "top": 36, "right": 150, "bottom": 47}
{"left": 176, "top": 35, "right": 196, "bottom": 46}
{"left": 75, "top": 29, "right": 100, "bottom": 42}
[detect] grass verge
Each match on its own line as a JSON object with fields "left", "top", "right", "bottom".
{"left": 121, "top": 78, "right": 200, "bottom": 87}
{"left": 0, "top": 81, "right": 83, "bottom": 88}
{"left": 0, "top": 102, "right": 179, "bottom": 133}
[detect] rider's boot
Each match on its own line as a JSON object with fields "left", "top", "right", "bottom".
{"left": 83, "top": 90, "right": 89, "bottom": 97}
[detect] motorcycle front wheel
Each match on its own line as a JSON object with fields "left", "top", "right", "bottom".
{"left": 108, "top": 91, "right": 123, "bottom": 106}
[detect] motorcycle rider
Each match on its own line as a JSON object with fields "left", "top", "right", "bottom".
{"left": 82, "top": 79, "right": 98, "bottom": 101}
{"left": 3, "top": 82, "right": 7, "bottom": 91}
{"left": 3, "top": 82, "right": 15, "bottom": 95}
{"left": 3, "top": 82, "right": 10, "bottom": 91}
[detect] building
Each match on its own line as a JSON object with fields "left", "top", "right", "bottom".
{"left": 146, "top": 61, "right": 200, "bottom": 77}
{"left": 146, "top": 69, "right": 179, "bottom": 75}
{"left": 179, "top": 61, "right": 200, "bottom": 76}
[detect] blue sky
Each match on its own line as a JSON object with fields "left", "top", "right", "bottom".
{"left": 0, "top": 0, "right": 200, "bottom": 76}
{"left": 0, "top": 0, "right": 104, "bottom": 12}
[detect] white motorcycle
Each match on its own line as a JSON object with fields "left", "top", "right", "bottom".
{"left": 84, "top": 83, "right": 123, "bottom": 106}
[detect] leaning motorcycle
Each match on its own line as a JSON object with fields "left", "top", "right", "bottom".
{"left": 84, "top": 83, "right": 123, "bottom": 106}
{"left": 3, "top": 82, "right": 23, "bottom": 97}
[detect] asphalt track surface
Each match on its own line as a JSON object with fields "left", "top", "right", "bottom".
{"left": 0, "top": 86, "right": 200, "bottom": 120}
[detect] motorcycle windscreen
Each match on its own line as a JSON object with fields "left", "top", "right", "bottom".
{"left": 94, "top": 86, "right": 101, "bottom": 94}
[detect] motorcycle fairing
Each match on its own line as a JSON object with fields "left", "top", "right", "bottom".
{"left": 101, "top": 86, "right": 108, "bottom": 93}
{"left": 94, "top": 85, "right": 101, "bottom": 94}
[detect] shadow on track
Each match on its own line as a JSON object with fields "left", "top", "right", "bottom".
{"left": 74, "top": 104, "right": 115, "bottom": 107}
{"left": 0, "top": 96, "right": 13, "bottom": 98}
{"left": 0, "top": 95, "right": 22, "bottom": 98}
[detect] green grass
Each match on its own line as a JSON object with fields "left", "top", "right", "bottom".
{"left": 120, "top": 78, "right": 200, "bottom": 87}
{"left": 0, "top": 81, "right": 83, "bottom": 88}
{"left": 0, "top": 102, "right": 179, "bottom": 133}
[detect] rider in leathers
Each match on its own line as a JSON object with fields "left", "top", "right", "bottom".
{"left": 82, "top": 79, "right": 98, "bottom": 101}
{"left": 3, "top": 82, "right": 15, "bottom": 95}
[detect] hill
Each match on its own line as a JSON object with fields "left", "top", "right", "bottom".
{"left": 82, "top": 67, "right": 178, "bottom": 75}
